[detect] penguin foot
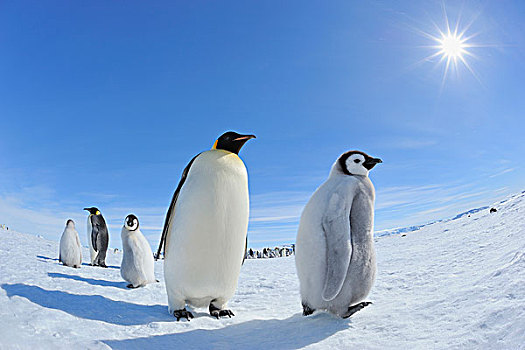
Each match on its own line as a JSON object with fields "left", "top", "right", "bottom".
{"left": 209, "top": 304, "right": 235, "bottom": 319}
{"left": 99, "top": 263, "right": 108, "bottom": 268}
{"left": 302, "top": 302, "right": 315, "bottom": 316}
{"left": 173, "top": 308, "right": 194, "bottom": 321}
{"left": 210, "top": 309, "right": 235, "bottom": 319}
{"left": 342, "top": 301, "right": 372, "bottom": 319}
{"left": 126, "top": 284, "right": 138, "bottom": 289}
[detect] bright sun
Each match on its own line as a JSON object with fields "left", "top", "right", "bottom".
{"left": 415, "top": 4, "right": 487, "bottom": 87}
{"left": 431, "top": 25, "right": 475, "bottom": 81}
{"left": 431, "top": 26, "right": 476, "bottom": 79}
{"left": 438, "top": 33, "right": 467, "bottom": 59}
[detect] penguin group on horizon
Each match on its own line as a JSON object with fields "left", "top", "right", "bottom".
{"left": 245, "top": 246, "right": 295, "bottom": 259}
{"left": 56, "top": 130, "right": 382, "bottom": 321}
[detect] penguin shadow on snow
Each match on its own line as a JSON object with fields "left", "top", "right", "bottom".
{"left": 48, "top": 272, "right": 128, "bottom": 289}
{"left": 103, "top": 313, "right": 349, "bottom": 349}
{"left": 37, "top": 255, "right": 88, "bottom": 267}
{"left": 1, "top": 283, "right": 172, "bottom": 326}
{"left": 89, "top": 263, "right": 120, "bottom": 269}
{"left": 36, "top": 255, "right": 59, "bottom": 262}
{"left": 36, "top": 255, "right": 119, "bottom": 269}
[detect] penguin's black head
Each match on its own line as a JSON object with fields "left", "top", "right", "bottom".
{"left": 83, "top": 207, "right": 100, "bottom": 215}
{"left": 124, "top": 214, "right": 139, "bottom": 231}
{"left": 66, "top": 219, "right": 75, "bottom": 227}
{"left": 338, "top": 150, "right": 382, "bottom": 176}
{"left": 213, "top": 131, "right": 256, "bottom": 154}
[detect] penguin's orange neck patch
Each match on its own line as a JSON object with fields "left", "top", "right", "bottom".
{"left": 212, "top": 139, "right": 218, "bottom": 150}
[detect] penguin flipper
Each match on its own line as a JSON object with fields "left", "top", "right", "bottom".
{"left": 155, "top": 153, "right": 200, "bottom": 260}
{"left": 321, "top": 193, "right": 353, "bottom": 302}
{"left": 91, "top": 222, "right": 99, "bottom": 252}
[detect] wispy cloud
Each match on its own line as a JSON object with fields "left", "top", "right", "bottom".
{"left": 247, "top": 191, "right": 310, "bottom": 247}
{"left": 0, "top": 186, "right": 165, "bottom": 250}
{"left": 250, "top": 191, "right": 310, "bottom": 222}
{"left": 0, "top": 188, "right": 86, "bottom": 239}
{"left": 489, "top": 168, "right": 515, "bottom": 178}
{"left": 374, "top": 181, "right": 510, "bottom": 230}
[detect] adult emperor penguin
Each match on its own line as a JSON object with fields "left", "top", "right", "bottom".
{"left": 84, "top": 207, "right": 109, "bottom": 267}
{"left": 156, "top": 131, "right": 255, "bottom": 321}
{"left": 59, "top": 219, "right": 82, "bottom": 268}
{"left": 295, "top": 150, "right": 382, "bottom": 318}
{"left": 121, "top": 214, "right": 157, "bottom": 288}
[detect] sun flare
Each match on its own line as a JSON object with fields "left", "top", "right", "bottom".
{"left": 414, "top": 4, "right": 489, "bottom": 87}
{"left": 438, "top": 33, "right": 467, "bottom": 59}
{"left": 429, "top": 23, "right": 476, "bottom": 83}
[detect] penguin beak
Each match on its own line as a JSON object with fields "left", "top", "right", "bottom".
{"left": 232, "top": 134, "right": 256, "bottom": 154}
{"left": 233, "top": 134, "right": 256, "bottom": 141}
{"left": 83, "top": 208, "right": 89, "bottom": 211}
{"left": 363, "top": 157, "right": 382, "bottom": 170}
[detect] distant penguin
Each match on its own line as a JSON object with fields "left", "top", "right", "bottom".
{"left": 59, "top": 219, "right": 82, "bottom": 268}
{"left": 84, "top": 207, "right": 109, "bottom": 267}
{"left": 296, "top": 150, "right": 382, "bottom": 318}
{"left": 156, "top": 131, "right": 255, "bottom": 321}
{"left": 120, "top": 214, "right": 156, "bottom": 288}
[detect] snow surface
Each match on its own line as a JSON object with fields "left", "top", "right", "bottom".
{"left": 0, "top": 192, "right": 524, "bottom": 349}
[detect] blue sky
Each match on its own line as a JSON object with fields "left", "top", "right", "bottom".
{"left": 1, "top": 0, "right": 524, "bottom": 249}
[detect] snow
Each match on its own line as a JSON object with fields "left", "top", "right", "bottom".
{"left": 1, "top": 192, "right": 524, "bottom": 349}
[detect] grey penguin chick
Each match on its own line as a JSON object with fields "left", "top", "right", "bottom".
{"left": 295, "top": 150, "right": 382, "bottom": 318}
{"left": 83, "top": 207, "right": 109, "bottom": 267}
{"left": 120, "top": 214, "right": 157, "bottom": 288}
{"left": 59, "top": 219, "right": 82, "bottom": 268}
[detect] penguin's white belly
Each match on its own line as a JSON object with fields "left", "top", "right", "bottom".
{"left": 165, "top": 151, "right": 249, "bottom": 308}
